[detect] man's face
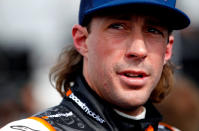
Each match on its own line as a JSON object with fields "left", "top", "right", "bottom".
{"left": 73, "top": 14, "right": 173, "bottom": 109}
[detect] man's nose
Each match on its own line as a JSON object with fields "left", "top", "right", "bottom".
{"left": 125, "top": 35, "right": 147, "bottom": 60}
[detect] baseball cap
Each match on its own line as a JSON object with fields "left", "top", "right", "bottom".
{"left": 79, "top": 0, "right": 190, "bottom": 30}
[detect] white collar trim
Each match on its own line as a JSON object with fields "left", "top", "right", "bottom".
{"left": 114, "top": 107, "right": 146, "bottom": 120}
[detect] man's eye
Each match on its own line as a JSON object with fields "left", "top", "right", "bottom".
{"left": 108, "top": 23, "right": 125, "bottom": 30}
{"left": 147, "top": 27, "right": 163, "bottom": 35}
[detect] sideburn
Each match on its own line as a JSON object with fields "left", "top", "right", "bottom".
{"left": 150, "top": 61, "right": 174, "bottom": 103}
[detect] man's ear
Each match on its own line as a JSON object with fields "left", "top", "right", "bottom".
{"left": 72, "top": 24, "right": 88, "bottom": 57}
{"left": 164, "top": 35, "right": 174, "bottom": 65}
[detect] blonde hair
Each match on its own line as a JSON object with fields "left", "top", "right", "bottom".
{"left": 50, "top": 45, "right": 174, "bottom": 103}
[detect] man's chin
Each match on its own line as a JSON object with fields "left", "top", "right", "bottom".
{"left": 112, "top": 100, "right": 147, "bottom": 111}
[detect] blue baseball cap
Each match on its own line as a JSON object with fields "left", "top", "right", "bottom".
{"left": 79, "top": 0, "right": 190, "bottom": 30}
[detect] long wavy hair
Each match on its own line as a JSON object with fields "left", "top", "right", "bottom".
{"left": 50, "top": 44, "right": 174, "bottom": 103}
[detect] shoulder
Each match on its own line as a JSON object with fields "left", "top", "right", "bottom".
{"left": 0, "top": 102, "right": 74, "bottom": 131}
{"left": 158, "top": 122, "right": 181, "bottom": 131}
{"left": 0, "top": 118, "right": 53, "bottom": 131}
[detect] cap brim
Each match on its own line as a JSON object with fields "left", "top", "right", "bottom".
{"left": 84, "top": 0, "right": 190, "bottom": 30}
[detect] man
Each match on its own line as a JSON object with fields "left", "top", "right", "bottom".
{"left": 1, "top": 0, "right": 190, "bottom": 130}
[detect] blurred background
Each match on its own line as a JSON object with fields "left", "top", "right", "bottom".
{"left": 0, "top": 0, "right": 198, "bottom": 130}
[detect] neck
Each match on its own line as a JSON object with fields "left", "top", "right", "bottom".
{"left": 116, "top": 106, "right": 145, "bottom": 117}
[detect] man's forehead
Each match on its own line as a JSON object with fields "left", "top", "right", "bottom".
{"left": 108, "top": 13, "right": 160, "bottom": 21}
{"left": 100, "top": 13, "right": 167, "bottom": 27}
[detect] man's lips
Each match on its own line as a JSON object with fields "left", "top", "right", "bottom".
{"left": 117, "top": 70, "right": 149, "bottom": 87}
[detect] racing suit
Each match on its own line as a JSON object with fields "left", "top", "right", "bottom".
{"left": 1, "top": 74, "right": 178, "bottom": 131}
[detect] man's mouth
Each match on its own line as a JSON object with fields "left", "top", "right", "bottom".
{"left": 124, "top": 72, "right": 145, "bottom": 78}
{"left": 122, "top": 71, "right": 148, "bottom": 78}
{"left": 117, "top": 70, "right": 149, "bottom": 87}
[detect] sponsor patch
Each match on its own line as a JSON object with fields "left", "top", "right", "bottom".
{"left": 66, "top": 89, "right": 105, "bottom": 124}
{"left": 41, "top": 111, "right": 73, "bottom": 119}
{"left": 10, "top": 125, "right": 39, "bottom": 131}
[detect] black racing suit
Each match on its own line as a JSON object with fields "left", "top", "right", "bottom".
{"left": 33, "top": 74, "right": 176, "bottom": 131}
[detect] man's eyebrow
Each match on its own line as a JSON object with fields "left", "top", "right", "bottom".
{"left": 107, "top": 15, "right": 132, "bottom": 21}
{"left": 145, "top": 18, "right": 166, "bottom": 27}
